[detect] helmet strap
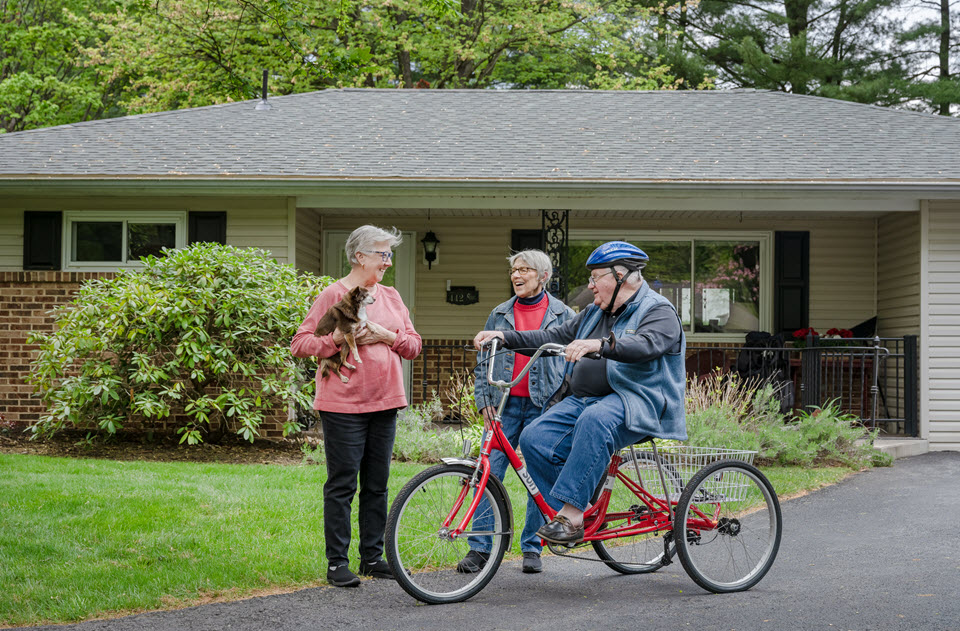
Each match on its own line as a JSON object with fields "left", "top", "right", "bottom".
{"left": 605, "top": 266, "right": 627, "bottom": 314}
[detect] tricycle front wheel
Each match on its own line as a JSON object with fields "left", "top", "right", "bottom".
{"left": 385, "top": 463, "right": 510, "bottom": 604}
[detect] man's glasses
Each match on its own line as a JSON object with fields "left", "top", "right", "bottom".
{"left": 363, "top": 250, "right": 394, "bottom": 262}
{"left": 509, "top": 266, "right": 536, "bottom": 277}
{"left": 587, "top": 270, "right": 616, "bottom": 287}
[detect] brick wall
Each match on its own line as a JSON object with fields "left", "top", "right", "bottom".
{"left": 0, "top": 272, "right": 111, "bottom": 427}
{"left": 411, "top": 339, "right": 476, "bottom": 407}
{"left": 0, "top": 272, "right": 287, "bottom": 438}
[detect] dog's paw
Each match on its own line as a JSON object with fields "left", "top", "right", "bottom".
{"left": 342, "top": 361, "right": 356, "bottom": 370}
{"left": 337, "top": 373, "right": 350, "bottom": 383}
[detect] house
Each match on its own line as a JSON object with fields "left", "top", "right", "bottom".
{"left": 1, "top": 89, "right": 957, "bottom": 448}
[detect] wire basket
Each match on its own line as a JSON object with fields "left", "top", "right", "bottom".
{"left": 628, "top": 445, "right": 757, "bottom": 503}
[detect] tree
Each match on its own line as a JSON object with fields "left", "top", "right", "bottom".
{"left": 333, "top": 0, "right": 678, "bottom": 89}
{"left": 893, "top": 0, "right": 960, "bottom": 114}
{"left": 644, "top": 0, "right": 909, "bottom": 100}
{"left": 84, "top": 0, "right": 377, "bottom": 114}
{"left": 0, "top": 0, "right": 121, "bottom": 133}
{"left": 28, "top": 244, "right": 330, "bottom": 445}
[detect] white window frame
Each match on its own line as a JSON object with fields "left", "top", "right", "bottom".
{"left": 62, "top": 211, "right": 188, "bottom": 272}
{"left": 570, "top": 229, "right": 774, "bottom": 342}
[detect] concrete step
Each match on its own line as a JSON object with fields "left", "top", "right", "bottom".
{"left": 872, "top": 438, "right": 929, "bottom": 459}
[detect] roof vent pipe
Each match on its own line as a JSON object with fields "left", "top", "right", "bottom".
{"left": 255, "top": 69, "right": 272, "bottom": 110}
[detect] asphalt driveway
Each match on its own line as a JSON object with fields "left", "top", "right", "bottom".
{"left": 26, "top": 451, "right": 960, "bottom": 631}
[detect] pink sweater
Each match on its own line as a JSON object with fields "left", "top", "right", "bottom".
{"left": 290, "top": 281, "right": 422, "bottom": 413}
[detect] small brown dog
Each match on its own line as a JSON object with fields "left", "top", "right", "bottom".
{"left": 314, "top": 286, "right": 377, "bottom": 383}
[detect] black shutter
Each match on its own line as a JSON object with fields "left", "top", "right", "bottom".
{"left": 188, "top": 212, "right": 227, "bottom": 245}
{"left": 23, "top": 211, "right": 62, "bottom": 270}
{"left": 774, "top": 231, "right": 809, "bottom": 334}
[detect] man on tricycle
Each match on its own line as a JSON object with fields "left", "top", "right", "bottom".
{"left": 474, "top": 241, "right": 687, "bottom": 545}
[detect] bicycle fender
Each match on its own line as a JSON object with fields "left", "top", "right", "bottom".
{"left": 441, "top": 457, "right": 478, "bottom": 467}
{"left": 439, "top": 458, "right": 515, "bottom": 542}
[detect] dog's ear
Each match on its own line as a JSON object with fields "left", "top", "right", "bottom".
{"left": 314, "top": 305, "right": 341, "bottom": 336}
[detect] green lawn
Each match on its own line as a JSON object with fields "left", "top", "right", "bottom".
{"left": 0, "top": 454, "right": 854, "bottom": 626}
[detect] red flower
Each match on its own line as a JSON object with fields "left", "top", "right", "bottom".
{"left": 825, "top": 328, "right": 854, "bottom": 338}
{"left": 792, "top": 327, "right": 819, "bottom": 339}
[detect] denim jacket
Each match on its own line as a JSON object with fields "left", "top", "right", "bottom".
{"left": 566, "top": 283, "right": 687, "bottom": 440}
{"left": 473, "top": 293, "right": 575, "bottom": 410}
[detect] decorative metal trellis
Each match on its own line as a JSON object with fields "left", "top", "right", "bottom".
{"left": 541, "top": 209, "right": 569, "bottom": 301}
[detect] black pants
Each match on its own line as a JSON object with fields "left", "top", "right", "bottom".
{"left": 320, "top": 408, "right": 398, "bottom": 567}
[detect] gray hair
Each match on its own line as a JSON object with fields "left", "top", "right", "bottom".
{"left": 612, "top": 264, "right": 643, "bottom": 285}
{"left": 345, "top": 225, "right": 402, "bottom": 265}
{"left": 508, "top": 249, "right": 553, "bottom": 286}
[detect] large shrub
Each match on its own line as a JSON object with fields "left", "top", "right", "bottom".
{"left": 28, "top": 244, "right": 331, "bottom": 444}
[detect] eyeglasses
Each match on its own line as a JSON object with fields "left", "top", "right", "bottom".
{"left": 587, "top": 271, "right": 616, "bottom": 287}
{"left": 509, "top": 266, "right": 536, "bottom": 277}
{"left": 362, "top": 250, "right": 393, "bottom": 262}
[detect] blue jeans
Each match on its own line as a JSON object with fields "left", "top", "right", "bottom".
{"left": 518, "top": 394, "right": 647, "bottom": 512}
{"left": 469, "top": 396, "right": 545, "bottom": 554}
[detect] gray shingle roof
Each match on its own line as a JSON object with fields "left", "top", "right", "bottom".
{"left": 2, "top": 89, "right": 959, "bottom": 183}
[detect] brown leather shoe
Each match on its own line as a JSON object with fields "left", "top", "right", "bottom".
{"left": 536, "top": 515, "right": 584, "bottom": 545}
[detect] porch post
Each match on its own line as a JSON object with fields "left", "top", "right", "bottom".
{"left": 904, "top": 335, "right": 919, "bottom": 437}
{"left": 541, "top": 209, "right": 569, "bottom": 300}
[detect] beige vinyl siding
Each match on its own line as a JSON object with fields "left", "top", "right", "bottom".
{"left": 225, "top": 199, "right": 289, "bottom": 261}
{"left": 323, "top": 210, "right": 881, "bottom": 339}
{"left": 877, "top": 213, "right": 921, "bottom": 337}
{"left": 0, "top": 196, "right": 293, "bottom": 269}
{"left": 925, "top": 201, "right": 960, "bottom": 450}
{"left": 806, "top": 220, "right": 877, "bottom": 332}
{"left": 0, "top": 205, "right": 23, "bottom": 270}
{"left": 296, "top": 208, "right": 322, "bottom": 275}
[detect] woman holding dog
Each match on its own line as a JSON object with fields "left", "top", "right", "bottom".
{"left": 291, "top": 225, "right": 421, "bottom": 588}
{"left": 458, "top": 249, "right": 574, "bottom": 576}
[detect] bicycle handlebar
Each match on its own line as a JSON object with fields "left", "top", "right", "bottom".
{"left": 482, "top": 338, "right": 602, "bottom": 390}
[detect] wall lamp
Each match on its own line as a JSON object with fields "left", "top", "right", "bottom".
{"left": 421, "top": 231, "right": 439, "bottom": 269}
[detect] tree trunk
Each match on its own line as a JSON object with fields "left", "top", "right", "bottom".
{"left": 783, "top": 0, "right": 811, "bottom": 94}
{"left": 399, "top": 50, "right": 413, "bottom": 88}
{"left": 939, "top": 0, "right": 951, "bottom": 115}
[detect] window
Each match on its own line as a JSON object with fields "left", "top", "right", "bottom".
{"left": 567, "top": 232, "right": 771, "bottom": 338}
{"left": 63, "top": 212, "right": 187, "bottom": 270}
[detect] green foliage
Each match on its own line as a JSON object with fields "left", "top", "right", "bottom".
{"left": 391, "top": 397, "right": 466, "bottom": 463}
{"left": 685, "top": 372, "right": 887, "bottom": 469}
{"left": 28, "top": 243, "right": 331, "bottom": 444}
{"left": 440, "top": 370, "right": 484, "bottom": 426}
{"left": 643, "top": 0, "right": 956, "bottom": 113}
{"left": 0, "top": 0, "right": 120, "bottom": 133}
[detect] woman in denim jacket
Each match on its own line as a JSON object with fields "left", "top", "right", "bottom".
{"left": 458, "top": 249, "right": 574, "bottom": 576}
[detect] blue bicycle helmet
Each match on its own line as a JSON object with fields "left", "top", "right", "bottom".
{"left": 585, "top": 241, "right": 649, "bottom": 313}
{"left": 585, "top": 241, "right": 649, "bottom": 270}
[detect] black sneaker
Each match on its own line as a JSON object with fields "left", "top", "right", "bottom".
{"left": 326, "top": 564, "right": 361, "bottom": 587}
{"left": 522, "top": 551, "right": 542, "bottom": 574}
{"left": 456, "top": 550, "right": 490, "bottom": 574}
{"left": 358, "top": 559, "right": 394, "bottom": 579}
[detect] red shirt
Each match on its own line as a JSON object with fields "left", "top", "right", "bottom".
{"left": 290, "top": 281, "right": 422, "bottom": 413}
{"left": 510, "top": 293, "right": 549, "bottom": 397}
